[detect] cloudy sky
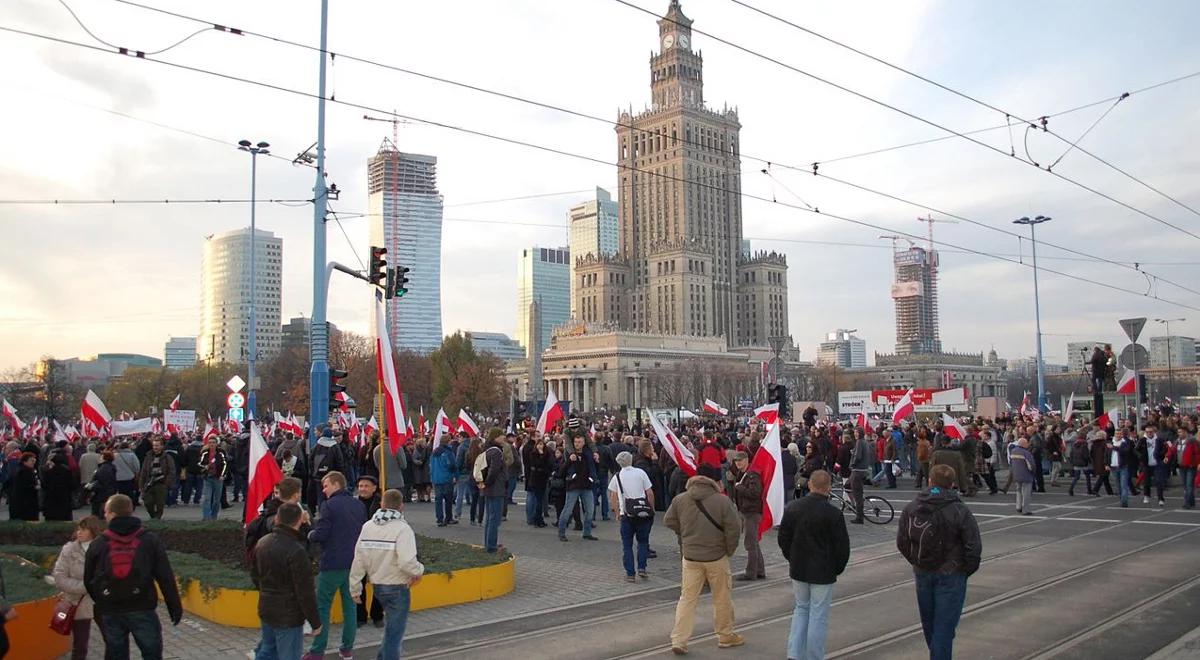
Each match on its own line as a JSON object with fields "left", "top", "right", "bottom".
{"left": 2, "top": 0, "right": 1199, "bottom": 371}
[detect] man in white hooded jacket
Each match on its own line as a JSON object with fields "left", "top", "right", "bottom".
{"left": 349, "top": 488, "right": 424, "bottom": 660}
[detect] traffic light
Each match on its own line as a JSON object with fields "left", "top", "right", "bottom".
{"left": 386, "top": 265, "right": 410, "bottom": 299}
{"left": 368, "top": 246, "right": 387, "bottom": 285}
{"left": 329, "top": 368, "right": 348, "bottom": 413}
{"left": 768, "top": 384, "right": 790, "bottom": 420}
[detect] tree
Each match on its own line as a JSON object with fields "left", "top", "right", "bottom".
{"left": 103, "top": 367, "right": 175, "bottom": 415}
{"left": 430, "top": 333, "right": 508, "bottom": 414}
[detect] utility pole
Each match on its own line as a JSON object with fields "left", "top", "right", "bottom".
{"left": 308, "top": 0, "right": 331, "bottom": 446}
{"left": 238, "top": 139, "right": 269, "bottom": 421}
{"left": 1014, "top": 215, "right": 1052, "bottom": 413}
{"left": 1154, "top": 318, "right": 1185, "bottom": 405}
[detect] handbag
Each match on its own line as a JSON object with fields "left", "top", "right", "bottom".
{"left": 616, "top": 472, "right": 654, "bottom": 520}
{"left": 49, "top": 595, "right": 78, "bottom": 636}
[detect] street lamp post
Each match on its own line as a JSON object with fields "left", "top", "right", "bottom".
{"left": 1153, "top": 318, "right": 1185, "bottom": 405}
{"left": 1013, "top": 215, "right": 1051, "bottom": 413}
{"left": 238, "top": 139, "right": 270, "bottom": 422}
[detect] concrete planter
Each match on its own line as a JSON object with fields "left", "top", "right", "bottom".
{"left": 6, "top": 596, "right": 74, "bottom": 660}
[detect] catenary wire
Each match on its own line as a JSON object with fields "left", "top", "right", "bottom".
{"left": 5, "top": 24, "right": 1199, "bottom": 313}
{"left": 57, "top": 0, "right": 213, "bottom": 55}
{"left": 94, "top": 1, "right": 1200, "bottom": 288}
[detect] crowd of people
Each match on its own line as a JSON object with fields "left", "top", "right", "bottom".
{"left": 1, "top": 400, "right": 1197, "bottom": 659}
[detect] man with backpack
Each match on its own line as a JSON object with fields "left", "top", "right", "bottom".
{"left": 244, "top": 477, "right": 309, "bottom": 567}
{"left": 84, "top": 493, "right": 183, "bottom": 660}
{"left": 896, "top": 464, "right": 981, "bottom": 660}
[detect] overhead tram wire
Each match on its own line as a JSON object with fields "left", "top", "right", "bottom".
{"left": 725, "top": 0, "right": 1200, "bottom": 220}
{"left": 613, "top": 0, "right": 1200, "bottom": 243}
{"left": 93, "top": 1, "right": 1200, "bottom": 291}
{"left": 0, "top": 197, "right": 310, "bottom": 205}
{"left": 5, "top": 25, "right": 1199, "bottom": 314}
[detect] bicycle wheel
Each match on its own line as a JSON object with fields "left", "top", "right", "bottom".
{"left": 863, "top": 496, "right": 894, "bottom": 524}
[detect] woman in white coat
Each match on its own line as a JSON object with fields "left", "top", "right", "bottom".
{"left": 53, "top": 516, "right": 105, "bottom": 660}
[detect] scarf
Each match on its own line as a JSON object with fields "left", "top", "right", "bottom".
{"left": 371, "top": 508, "right": 404, "bottom": 525}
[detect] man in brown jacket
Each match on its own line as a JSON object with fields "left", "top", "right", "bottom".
{"left": 663, "top": 474, "right": 744, "bottom": 655}
{"left": 730, "top": 452, "right": 765, "bottom": 581}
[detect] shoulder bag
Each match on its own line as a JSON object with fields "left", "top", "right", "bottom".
{"left": 616, "top": 471, "right": 654, "bottom": 520}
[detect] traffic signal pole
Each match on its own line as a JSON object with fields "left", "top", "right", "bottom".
{"left": 308, "top": 0, "right": 331, "bottom": 447}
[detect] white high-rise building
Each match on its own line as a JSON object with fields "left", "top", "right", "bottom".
{"left": 516, "top": 246, "right": 570, "bottom": 351}
{"left": 368, "top": 140, "right": 444, "bottom": 354}
{"left": 1150, "top": 336, "right": 1196, "bottom": 368}
{"left": 199, "top": 228, "right": 283, "bottom": 365}
{"left": 816, "top": 329, "right": 867, "bottom": 368}
{"left": 568, "top": 187, "right": 619, "bottom": 316}
{"left": 163, "top": 336, "right": 198, "bottom": 370}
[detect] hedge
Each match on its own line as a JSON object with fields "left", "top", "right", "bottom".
{"left": 0, "top": 555, "right": 56, "bottom": 604}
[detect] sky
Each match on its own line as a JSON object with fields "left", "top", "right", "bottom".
{"left": 2, "top": 0, "right": 1199, "bottom": 371}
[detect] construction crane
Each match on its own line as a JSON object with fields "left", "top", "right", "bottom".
{"left": 363, "top": 112, "right": 413, "bottom": 146}
{"left": 917, "top": 214, "right": 958, "bottom": 254}
{"left": 878, "top": 234, "right": 915, "bottom": 252}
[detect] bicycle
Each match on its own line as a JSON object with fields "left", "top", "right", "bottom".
{"left": 829, "top": 475, "right": 895, "bottom": 524}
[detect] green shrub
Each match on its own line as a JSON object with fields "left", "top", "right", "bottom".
{"left": 0, "top": 555, "right": 56, "bottom": 604}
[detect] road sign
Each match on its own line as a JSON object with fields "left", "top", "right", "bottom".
{"left": 1119, "top": 317, "right": 1147, "bottom": 343}
{"left": 229, "top": 407, "right": 244, "bottom": 422}
{"left": 226, "top": 375, "right": 246, "bottom": 393}
{"left": 1119, "top": 343, "right": 1149, "bottom": 370}
{"left": 226, "top": 392, "right": 245, "bottom": 408}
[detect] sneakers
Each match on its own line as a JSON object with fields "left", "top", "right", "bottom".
{"left": 301, "top": 654, "right": 322, "bottom": 660}
{"left": 582, "top": 534, "right": 599, "bottom": 541}
{"left": 625, "top": 574, "right": 636, "bottom": 583}
{"left": 638, "top": 569, "right": 648, "bottom": 580}
{"left": 671, "top": 646, "right": 688, "bottom": 655}
{"left": 1159, "top": 499, "right": 1166, "bottom": 507}
{"left": 339, "top": 650, "right": 354, "bottom": 660}
{"left": 717, "top": 633, "right": 745, "bottom": 649}
{"left": 1144, "top": 496, "right": 1151, "bottom": 504}
{"left": 559, "top": 535, "right": 569, "bottom": 542}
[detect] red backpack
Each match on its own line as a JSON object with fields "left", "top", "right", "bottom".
{"left": 88, "top": 528, "right": 148, "bottom": 605}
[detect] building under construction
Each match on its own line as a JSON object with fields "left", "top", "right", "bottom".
{"left": 891, "top": 246, "right": 942, "bottom": 355}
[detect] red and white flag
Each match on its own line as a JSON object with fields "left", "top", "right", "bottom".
{"left": 432, "top": 408, "right": 452, "bottom": 445}
{"left": 588, "top": 423, "right": 597, "bottom": 442}
{"left": 53, "top": 420, "right": 69, "bottom": 443}
{"left": 457, "top": 410, "right": 480, "bottom": 438}
{"left": 892, "top": 389, "right": 915, "bottom": 425}
{"left": 647, "top": 412, "right": 697, "bottom": 478}
{"left": 941, "top": 413, "right": 967, "bottom": 440}
{"left": 347, "top": 416, "right": 362, "bottom": 446}
{"left": 1018, "top": 391, "right": 1030, "bottom": 416}
{"left": 858, "top": 410, "right": 871, "bottom": 432}
{"left": 81, "top": 390, "right": 112, "bottom": 432}
{"left": 2, "top": 399, "right": 25, "bottom": 437}
{"left": 703, "top": 398, "right": 728, "bottom": 416}
{"left": 1116, "top": 369, "right": 1136, "bottom": 395}
{"left": 203, "top": 422, "right": 218, "bottom": 442}
{"left": 151, "top": 417, "right": 162, "bottom": 435}
{"left": 65, "top": 425, "right": 80, "bottom": 442}
{"left": 754, "top": 402, "right": 779, "bottom": 426}
{"left": 226, "top": 417, "right": 240, "bottom": 434}
{"left": 406, "top": 417, "right": 415, "bottom": 437}
{"left": 374, "top": 294, "right": 410, "bottom": 453}
{"left": 418, "top": 407, "right": 428, "bottom": 436}
{"left": 536, "top": 390, "right": 564, "bottom": 435}
{"left": 1063, "top": 392, "right": 1077, "bottom": 423}
{"left": 749, "top": 420, "right": 785, "bottom": 540}
{"left": 365, "top": 415, "right": 379, "bottom": 436}
{"left": 1096, "top": 408, "right": 1122, "bottom": 430}
{"left": 244, "top": 419, "right": 284, "bottom": 525}
{"left": 169, "top": 394, "right": 180, "bottom": 411}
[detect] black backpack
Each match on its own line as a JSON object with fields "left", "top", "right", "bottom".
{"left": 89, "top": 528, "right": 150, "bottom": 605}
{"left": 903, "top": 501, "right": 952, "bottom": 571}
{"left": 980, "top": 442, "right": 993, "bottom": 460}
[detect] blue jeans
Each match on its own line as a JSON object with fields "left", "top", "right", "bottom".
{"left": 483, "top": 495, "right": 504, "bottom": 552}
{"left": 1183, "top": 467, "right": 1197, "bottom": 508}
{"left": 99, "top": 609, "right": 163, "bottom": 660}
{"left": 788, "top": 581, "right": 834, "bottom": 660}
{"left": 558, "top": 489, "right": 594, "bottom": 537}
{"left": 166, "top": 481, "right": 179, "bottom": 506}
{"left": 202, "top": 477, "right": 222, "bottom": 520}
{"left": 374, "top": 584, "right": 411, "bottom": 660}
{"left": 593, "top": 477, "right": 610, "bottom": 520}
{"left": 182, "top": 473, "right": 203, "bottom": 503}
{"left": 233, "top": 471, "right": 248, "bottom": 501}
{"left": 620, "top": 516, "right": 652, "bottom": 575}
{"left": 254, "top": 622, "right": 302, "bottom": 660}
{"left": 434, "top": 482, "right": 455, "bottom": 523}
{"left": 455, "top": 480, "right": 474, "bottom": 519}
{"left": 1115, "top": 467, "right": 1131, "bottom": 506}
{"left": 525, "top": 488, "right": 546, "bottom": 524}
{"left": 914, "top": 572, "right": 968, "bottom": 660}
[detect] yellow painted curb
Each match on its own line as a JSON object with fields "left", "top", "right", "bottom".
{"left": 8, "top": 596, "right": 73, "bottom": 660}
{"left": 180, "top": 555, "right": 515, "bottom": 628}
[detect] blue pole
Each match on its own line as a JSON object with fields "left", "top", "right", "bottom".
{"left": 308, "top": 0, "right": 330, "bottom": 447}
{"left": 247, "top": 150, "right": 258, "bottom": 422}
{"left": 1031, "top": 222, "right": 1047, "bottom": 413}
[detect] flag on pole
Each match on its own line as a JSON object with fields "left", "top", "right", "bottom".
{"left": 418, "top": 407, "right": 428, "bottom": 436}
{"left": 754, "top": 402, "right": 779, "bottom": 425}
{"left": 588, "top": 423, "right": 597, "bottom": 442}
{"left": 81, "top": 390, "right": 113, "bottom": 432}
{"left": 169, "top": 394, "right": 180, "bottom": 411}
{"left": 536, "top": 390, "right": 564, "bottom": 435}
{"left": 647, "top": 412, "right": 697, "bottom": 478}
{"left": 226, "top": 417, "right": 240, "bottom": 435}
{"left": 892, "top": 389, "right": 915, "bottom": 425}
{"left": 1116, "top": 369, "right": 1136, "bottom": 395}
{"left": 151, "top": 417, "right": 162, "bottom": 435}
{"left": 365, "top": 415, "right": 379, "bottom": 436}
{"left": 53, "top": 420, "right": 69, "bottom": 443}
{"left": 2, "top": 399, "right": 25, "bottom": 437}
{"left": 203, "top": 423, "right": 218, "bottom": 442}
{"left": 457, "top": 410, "right": 480, "bottom": 438}
{"left": 244, "top": 420, "right": 284, "bottom": 525}
{"left": 857, "top": 410, "right": 871, "bottom": 432}
{"left": 702, "top": 398, "right": 728, "bottom": 416}
{"left": 432, "top": 408, "right": 451, "bottom": 445}
{"left": 1064, "top": 392, "right": 1076, "bottom": 423}
{"left": 374, "top": 294, "right": 410, "bottom": 453}
{"left": 348, "top": 416, "right": 362, "bottom": 446}
{"left": 941, "top": 413, "right": 967, "bottom": 440}
{"left": 1096, "top": 408, "right": 1122, "bottom": 430}
{"left": 750, "top": 420, "right": 785, "bottom": 540}
{"left": 406, "top": 417, "right": 415, "bottom": 438}
{"left": 1018, "top": 391, "right": 1030, "bottom": 416}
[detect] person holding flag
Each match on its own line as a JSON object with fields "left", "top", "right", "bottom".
{"left": 730, "top": 451, "right": 766, "bottom": 581}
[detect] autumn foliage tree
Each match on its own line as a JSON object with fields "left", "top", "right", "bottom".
{"left": 430, "top": 332, "right": 508, "bottom": 415}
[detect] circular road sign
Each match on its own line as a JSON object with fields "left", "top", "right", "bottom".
{"left": 226, "top": 392, "right": 246, "bottom": 408}
{"left": 1118, "top": 343, "right": 1149, "bottom": 371}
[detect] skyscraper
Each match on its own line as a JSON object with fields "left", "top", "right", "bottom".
{"left": 572, "top": 0, "right": 788, "bottom": 347}
{"left": 199, "top": 228, "right": 282, "bottom": 365}
{"left": 516, "top": 246, "right": 570, "bottom": 351}
{"left": 568, "top": 187, "right": 619, "bottom": 316}
{"left": 163, "top": 336, "right": 198, "bottom": 370}
{"left": 368, "top": 140, "right": 443, "bottom": 354}
{"left": 1150, "top": 336, "right": 1197, "bottom": 368}
{"left": 890, "top": 246, "right": 942, "bottom": 355}
{"left": 817, "top": 330, "right": 867, "bottom": 368}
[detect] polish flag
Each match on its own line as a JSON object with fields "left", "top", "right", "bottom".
{"left": 750, "top": 420, "right": 785, "bottom": 540}
{"left": 942, "top": 413, "right": 967, "bottom": 440}
{"left": 53, "top": 420, "right": 69, "bottom": 443}
{"left": 418, "top": 408, "right": 428, "bottom": 436}
{"left": 202, "top": 423, "right": 218, "bottom": 442}
{"left": 1116, "top": 369, "right": 1136, "bottom": 395}
{"left": 406, "top": 417, "right": 415, "bottom": 438}
{"left": 1063, "top": 392, "right": 1077, "bottom": 423}
{"left": 169, "top": 394, "right": 180, "bottom": 411}
{"left": 348, "top": 417, "right": 362, "bottom": 446}
{"left": 365, "top": 415, "right": 379, "bottom": 437}
{"left": 227, "top": 417, "right": 241, "bottom": 434}
{"left": 65, "top": 425, "right": 80, "bottom": 442}
{"left": 648, "top": 412, "right": 697, "bottom": 478}
{"left": 536, "top": 390, "right": 564, "bottom": 435}
{"left": 892, "top": 389, "right": 915, "bottom": 425}
{"left": 151, "top": 417, "right": 162, "bottom": 435}
{"left": 858, "top": 410, "right": 871, "bottom": 432}
{"left": 1096, "top": 408, "right": 1122, "bottom": 430}
{"left": 1018, "top": 392, "right": 1030, "bottom": 416}
{"left": 81, "top": 390, "right": 113, "bottom": 432}
{"left": 244, "top": 420, "right": 284, "bottom": 525}
{"left": 703, "top": 398, "right": 728, "bottom": 416}
{"left": 2, "top": 399, "right": 25, "bottom": 437}
{"left": 432, "top": 408, "right": 452, "bottom": 445}
{"left": 374, "top": 294, "right": 410, "bottom": 453}
{"left": 754, "top": 402, "right": 779, "bottom": 426}
{"left": 589, "top": 423, "right": 597, "bottom": 442}
{"left": 457, "top": 410, "right": 481, "bottom": 438}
